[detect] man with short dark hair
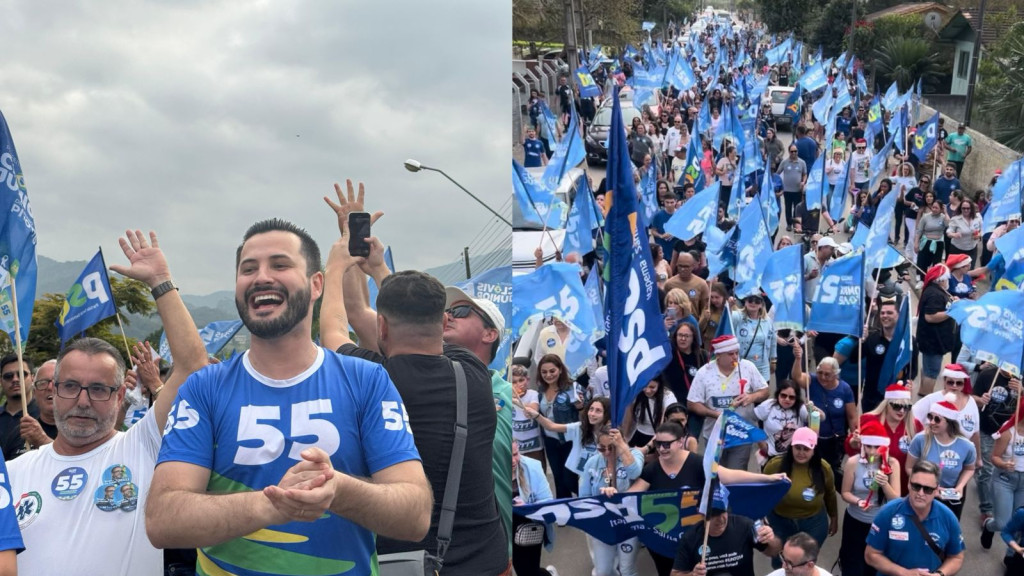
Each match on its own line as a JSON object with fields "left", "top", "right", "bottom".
{"left": 321, "top": 181, "right": 509, "bottom": 575}
{"left": 147, "top": 217, "right": 432, "bottom": 575}
{"left": 0, "top": 354, "right": 36, "bottom": 460}
{"left": 865, "top": 460, "right": 964, "bottom": 576}
{"left": 944, "top": 123, "right": 972, "bottom": 177}
{"left": 10, "top": 230, "right": 208, "bottom": 574}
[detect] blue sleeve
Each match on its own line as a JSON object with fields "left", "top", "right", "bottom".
{"left": 158, "top": 370, "right": 216, "bottom": 468}
{"left": 834, "top": 337, "right": 855, "bottom": 357}
{"left": 842, "top": 383, "right": 855, "bottom": 404}
{"left": 1001, "top": 507, "right": 1024, "bottom": 545}
{"left": 0, "top": 455, "right": 23, "bottom": 553}
{"left": 942, "top": 507, "right": 966, "bottom": 555}
{"left": 358, "top": 363, "right": 422, "bottom": 474}
{"left": 578, "top": 455, "right": 600, "bottom": 497}
{"left": 866, "top": 503, "right": 892, "bottom": 550}
{"left": 908, "top": 434, "right": 923, "bottom": 458}
{"left": 624, "top": 449, "right": 645, "bottom": 480}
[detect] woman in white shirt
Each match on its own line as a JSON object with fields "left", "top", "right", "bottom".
{"left": 825, "top": 147, "right": 847, "bottom": 187}
{"left": 947, "top": 198, "right": 984, "bottom": 258}
{"left": 622, "top": 376, "right": 678, "bottom": 454}
{"left": 755, "top": 379, "right": 809, "bottom": 467}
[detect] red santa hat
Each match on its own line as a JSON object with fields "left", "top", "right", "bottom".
{"left": 942, "top": 364, "right": 969, "bottom": 380}
{"left": 945, "top": 254, "right": 971, "bottom": 270}
{"left": 711, "top": 334, "right": 740, "bottom": 355}
{"left": 860, "top": 420, "right": 890, "bottom": 447}
{"left": 884, "top": 382, "right": 912, "bottom": 401}
{"left": 922, "top": 264, "right": 950, "bottom": 291}
{"left": 929, "top": 393, "right": 961, "bottom": 421}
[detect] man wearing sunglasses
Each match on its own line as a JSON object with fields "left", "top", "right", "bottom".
{"left": 866, "top": 460, "right": 964, "bottom": 576}
{"left": 0, "top": 354, "right": 37, "bottom": 461}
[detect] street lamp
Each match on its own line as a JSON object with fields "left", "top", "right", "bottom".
{"left": 403, "top": 159, "right": 512, "bottom": 227}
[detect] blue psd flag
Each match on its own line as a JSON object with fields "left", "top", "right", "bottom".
{"left": 827, "top": 155, "right": 851, "bottom": 224}
{"left": 456, "top": 266, "right": 514, "bottom": 371}
{"left": 56, "top": 250, "right": 117, "bottom": 344}
{"left": 911, "top": 112, "right": 940, "bottom": 164}
{"left": 863, "top": 185, "right": 900, "bottom": 271}
{"left": 784, "top": 85, "right": 804, "bottom": 123}
{"left": 756, "top": 169, "right": 780, "bottom": 235}
{"left": 575, "top": 66, "right": 602, "bottom": 98}
{"left": 516, "top": 482, "right": 791, "bottom": 558}
{"left": 732, "top": 199, "right": 773, "bottom": 299}
{"left": 867, "top": 95, "right": 883, "bottom": 136}
{"left": 663, "top": 183, "right": 719, "bottom": 242}
{"left": 882, "top": 81, "right": 899, "bottom": 112}
{"left": 949, "top": 289, "right": 1024, "bottom": 377}
{"left": 877, "top": 296, "right": 912, "bottom": 392}
{"left": 642, "top": 21, "right": 656, "bottom": 32}
{"left": 678, "top": 124, "right": 706, "bottom": 192}
{"left": 160, "top": 319, "right": 244, "bottom": 364}
{"left": 856, "top": 70, "right": 869, "bottom": 96}
{"left": 0, "top": 109, "right": 38, "bottom": 345}
{"left": 543, "top": 107, "right": 586, "bottom": 193}
{"left": 706, "top": 224, "right": 741, "bottom": 279}
{"left": 584, "top": 264, "right": 605, "bottom": 340}
{"left": 994, "top": 226, "right": 1024, "bottom": 290}
{"left": 869, "top": 132, "right": 894, "bottom": 192}
{"left": 538, "top": 101, "right": 560, "bottom": 144}
{"left": 807, "top": 252, "right": 864, "bottom": 337}
{"left": 804, "top": 154, "right": 827, "bottom": 211}
{"left": 983, "top": 158, "right": 1023, "bottom": 234}
{"left": 799, "top": 61, "right": 828, "bottom": 93}
{"left": 563, "top": 179, "right": 597, "bottom": 259}
{"left": 762, "top": 244, "right": 805, "bottom": 332}
{"left": 513, "top": 160, "right": 566, "bottom": 229}
{"left": 811, "top": 88, "right": 834, "bottom": 126}
{"left": 670, "top": 53, "right": 697, "bottom": 92}
{"left": 850, "top": 225, "right": 904, "bottom": 269}
{"left": 604, "top": 88, "right": 671, "bottom": 426}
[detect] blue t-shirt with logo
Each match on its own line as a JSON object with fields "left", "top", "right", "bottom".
{"left": 524, "top": 138, "right": 545, "bottom": 168}
{"left": 908, "top": 433, "right": 976, "bottom": 488}
{"left": 158, "top": 348, "right": 421, "bottom": 576}
{"left": 808, "top": 375, "right": 854, "bottom": 439}
{"left": 867, "top": 497, "right": 964, "bottom": 573}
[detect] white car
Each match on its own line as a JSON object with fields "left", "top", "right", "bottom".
{"left": 768, "top": 85, "right": 796, "bottom": 129}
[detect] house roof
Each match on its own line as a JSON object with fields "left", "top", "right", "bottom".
{"left": 863, "top": 2, "right": 954, "bottom": 23}
{"left": 939, "top": 8, "right": 1016, "bottom": 47}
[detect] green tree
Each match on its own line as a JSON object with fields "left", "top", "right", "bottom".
{"left": 978, "top": 23, "right": 1024, "bottom": 152}
{"left": 758, "top": 0, "right": 813, "bottom": 36}
{"left": 873, "top": 37, "right": 943, "bottom": 93}
{"left": 2, "top": 275, "right": 156, "bottom": 367}
{"left": 811, "top": 0, "right": 854, "bottom": 58}
{"left": 514, "top": 0, "right": 644, "bottom": 47}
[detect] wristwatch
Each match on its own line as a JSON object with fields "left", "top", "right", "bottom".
{"left": 150, "top": 280, "right": 178, "bottom": 301}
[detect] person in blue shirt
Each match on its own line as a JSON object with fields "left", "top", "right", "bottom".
{"left": 1001, "top": 506, "right": 1024, "bottom": 572}
{"left": 794, "top": 124, "right": 819, "bottom": 170}
{"left": 523, "top": 127, "right": 547, "bottom": 168}
{"left": 932, "top": 163, "right": 961, "bottom": 207}
{"left": 866, "top": 460, "right": 965, "bottom": 576}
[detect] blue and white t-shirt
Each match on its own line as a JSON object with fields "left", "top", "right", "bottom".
{"left": 908, "top": 433, "right": 976, "bottom": 488}
{"left": 158, "top": 348, "right": 421, "bottom": 576}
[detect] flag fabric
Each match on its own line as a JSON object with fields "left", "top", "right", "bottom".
{"left": 993, "top": 226, "right": 1024, "bottom": 290}
{"left": 983, "top": 158, "right": 1023, "bottom": 233}
{"left": 574, "top": 66, "right": 601, "bottom": 99}
{"left": 882, "top": 81, "right": 899, "bottom": 112}
{"left": 807, "top": 252, "right": 865, "bottom": 337}
{"left": 538, "top": 101, "right": 560, "bottom": 144}
{"left": 804, "top": 154, "right": 826, "bottom": 211}
{"left": 583, "top": 264, "right": 605, "bottom": 340}
{"left": 799, "top": 61, "right": 828, "bottom": 93}
{"left": 55, "top": 250, "right": 117, "bottom": 344}
{"left": 863, "top": 186, "right": 900, "bottom": 270}
{"left": 827, "top": 154, "right": 851, "bottom": 223}
{"left": 869, "top": 132, "right": 894, "bottom": 191}
{"left": 784, "top": 85, "right": 803, "bottom": 123}
{"left": 513, "top": 160, "right": 567, "bottom": 229}
{"left": 542, "top": 107, "right": 585, "bottom": 193}
{"left": 642, "top": 21, "right": 656, "bottom": 32}
{"left": 515, "top": 482, "right": 791, "bottom": 558}
{"left": 911, "top": 112, "right": 940, "bottom": 164}
{"left": 678, "top": 123, "right": 706, "bottom": 192}
{"left": 0, "top": 109, "right": 38, "bottom": 345}
{"left": 867, "top": 95, "right": 883, "bottom": 136}
{"left": 669, "top": 52, "right": 698, "bottom": 92}
{"left": 732, "top": 200, "right": 773, "bottom": 299}
{"left": 876, "top": 296, "right": 912, "bottom": 392}
{"left": 663, "top": 183, "right": 719, "bottom": 242}
{"left": 856, "top": 70, "right": 869, "bottom": 96}
{"left": 699, "top": 411, "right": 772, "bottom": 514}
{"left": 604, "top": 88, "right": 671, "bottom": 426}
{"left": 160, "top": 319, "right": 244, "bottom": 364}
{"left": 640, "top": 158, "right": 660, "bottom": 225}
{"left": 762, "top": 244, "right": 804, "bottom": 331}
{"left": 563, "top": 179, "right": 596, "bottom": 259}
{"left": 455, "top": 266, "right": 514, "bottom": 370}
{"left": 948, "top": 289, "right": 1024, "bottom": 376}
{"left": 705, "top": 224, "right": 740, "bottom": 279}
{"left": 756, "top": 168, "right": 780, "bottom": 235}
{"left": 512, "top": 262, "right": 596, "bottom": 348}
{"left": 811, "top": 88, "right": 834, "bottom": 127}
{"left": 850, "top": 225, "right": 904, "bottom": 269}
{"left": 714, "top": 296, "right": 735, "bottom": 338}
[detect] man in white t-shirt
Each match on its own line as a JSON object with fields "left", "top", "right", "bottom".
{"left": 8, "top": 230, "right": 208, "bottom": 574}
{"left": 687, "top": 335, "right": 769, "bottom": 470}
{"left": 763, "top": 532, "right": 833, "bottom": 576}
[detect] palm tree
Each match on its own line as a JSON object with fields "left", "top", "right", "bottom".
{"left": 873, "top": 37, "right": 943, "bottom": 93}
{"left": 978, "top": 28, "right": 1024, "bottom": 152}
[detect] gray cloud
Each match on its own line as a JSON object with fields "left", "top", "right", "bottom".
{"left": 2, "top": 0, "right": 511, "bottom": 295}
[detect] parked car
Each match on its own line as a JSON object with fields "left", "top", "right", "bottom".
{"left": 768, "top": 85, "right": 795, "bottom": 129}
{"left": 585, "top": 102, "right": 643, "bottom": 164}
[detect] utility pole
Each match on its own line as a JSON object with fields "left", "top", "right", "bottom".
{"left": 564, "top": 0, "right": 579, "bottom": 72}
{"left": 849, "top": 0, "right": 857, "bottom": 58}
{"left": 964, "top": 0, "right": 987, "bottom": 126}
{"left": 463, "top": 247, "right": 471, "bottom": 280}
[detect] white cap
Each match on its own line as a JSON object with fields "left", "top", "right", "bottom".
{"left": 817, "top": 237, "right": 838, "bottom": 249}
{"left": 444, "top": 287, "right": 505, "bottom": 335}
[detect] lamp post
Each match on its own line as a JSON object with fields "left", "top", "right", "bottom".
{"left": 403, "top": 159, "right": 512, "bottom": 227}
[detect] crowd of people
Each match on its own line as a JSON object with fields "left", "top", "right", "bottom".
{"left": 513, "top": 9, "right": 1023, "bottom": 576}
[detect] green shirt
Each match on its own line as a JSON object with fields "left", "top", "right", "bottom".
{"left": 763, "top": 456, "right": 837, "bottom": 520}
{"left": 491, "top": 370, "right": 515, "bottom": 555}
{"left": 944, "top": 132, "right": 972, "bottom": 162}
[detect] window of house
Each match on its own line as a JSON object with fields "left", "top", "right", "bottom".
{"left": 957, "top": 49, "right": 971, "bottom": 79}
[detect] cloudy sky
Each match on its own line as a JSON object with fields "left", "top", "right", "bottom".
{"left": 2, "top": 0, "right": 511, "bottom": 295}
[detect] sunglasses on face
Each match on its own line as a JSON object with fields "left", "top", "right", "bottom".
{"left": 890, "top": 404, "right": 910, "bottom": 412}
{"left": 946, "top": 380, "right": 965, "bottom": 387}
{"left": 1, "top": 371, "right": 30, "bottom": 382}
{"left": 909, "top": 482, "right": 937, "bottom": 495}
{"left": 779, "top": 393, "right": 796, "bottom": 400}
{"left": 927, "top": 414, "right": 945, "bottom": 424}
{"left": 654, "top": 440, "right": 677, "bottom": 450}
{"left": 445, "top": 305, "right": 495, "bottom": 329}
{"left": 597, "top": 445, "right": 613, "bottom": 452}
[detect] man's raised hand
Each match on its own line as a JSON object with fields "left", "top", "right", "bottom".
{"left": 109, "top": 230, "right": 171, "bottom": 289}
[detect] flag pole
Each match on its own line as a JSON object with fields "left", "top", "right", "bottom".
{"left": 8, "top": 274, "right": 29, "bottom": 407}
{"left": 98, "top": 248, "right": 134, "bottom": 362}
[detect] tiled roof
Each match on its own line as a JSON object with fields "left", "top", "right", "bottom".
{"left": 863, "top": 2, "right": 954, "bottom": 22}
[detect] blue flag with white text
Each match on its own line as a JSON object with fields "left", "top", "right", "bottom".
{"left": 807, "top": 252, "right": 864, "bottom": 337}
{"left": 542, "top": 107, "right": 586, "bottom": 193}
{"left": 456, "top": 266, "right": 514, "bottom": 370}
{"left": 56, "top": 250, "right": 117, "bottom": 344}
{"left": 863, "top": 186, "right": 900, "bottom": 270}
{"left": 983, "top": 158, "right": 1023, "bottom": 233}
{"left": 877, "top": 296, "right": 912, "bottom": 391}
{"left": 604, "top": 88, "right": 671, "bottom": 426}
{"left": 762, "top": 245, "right": 804, "bottom": 331}
{"left": 994, "top": 226, "right": 1024, "bottom": 290}
{"left": 160, "top": 319, "right": 244, "bottom": 364}
{"left": 513, "top": 160, "right": 567, "bottom": 229}
{"left": 663, "top": 183, "right": 719, "bottom": 242}
{"left": 948, "top": 290, "right": 1024, "bottom": 376}
{"left": 732, "top": 200, "right": 773, "bottom": 298}
{"left": 563, "top": 180, "right": 596, "bottom": 258}
{"left": 0, "top": 109, "right": 38, "bottom": 346}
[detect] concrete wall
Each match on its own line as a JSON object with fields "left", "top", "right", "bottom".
{"left": 920, "top": 103, "right": 1023, "bottom": 195}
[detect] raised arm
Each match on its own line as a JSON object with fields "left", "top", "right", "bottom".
{"left": 109, "top": 230, "right": 206, "bottom": 433}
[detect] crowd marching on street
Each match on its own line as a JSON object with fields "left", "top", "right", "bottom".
{"left": 513, "top": 7, "right": 1024, "bottom": 576}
